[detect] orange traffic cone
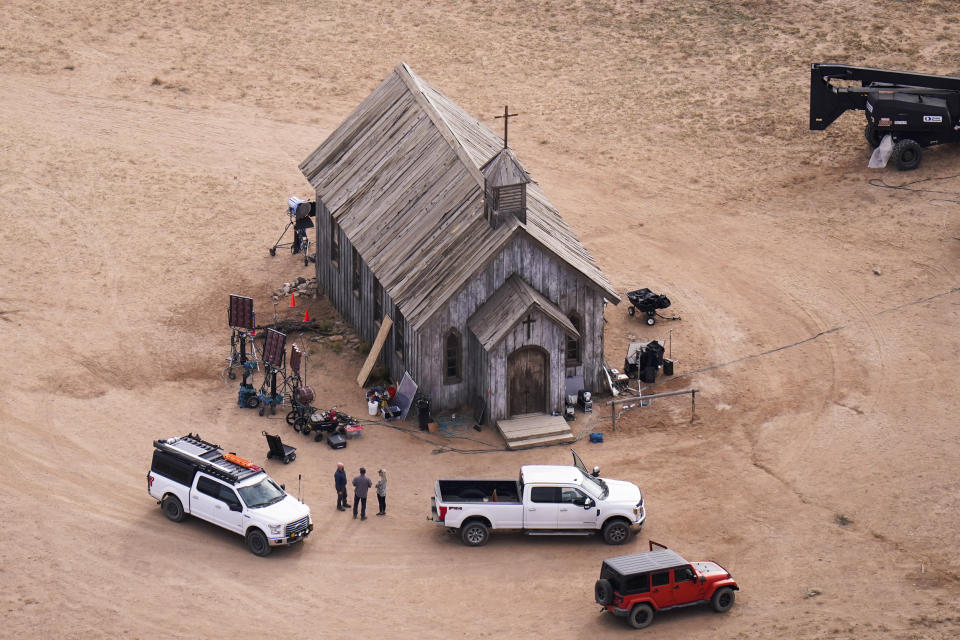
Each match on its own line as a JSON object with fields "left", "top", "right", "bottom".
{"left": 304, "top": 309, "right": 310, "bottom": 322}
{"left": 289, "top": 293, "right": 296, "bottom": 307}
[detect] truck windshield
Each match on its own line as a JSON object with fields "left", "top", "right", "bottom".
{"left": 581, "top": 472, "right": 607, "bottom": 499}
{"left": 571, "top": 448, "right": 608, "bottom": 498}
{"left": 238, "top": 478, "right": 286, "bottom": 508}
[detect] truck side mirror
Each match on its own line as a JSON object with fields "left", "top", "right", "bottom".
{"left": 229, "top": 502, "right": 242, "bottom": 512}
{"left": 583, "top": 498, "right": 594, "bottom": 509}
{"left": 281, "top": 484, "right": 286, "bottom": 491}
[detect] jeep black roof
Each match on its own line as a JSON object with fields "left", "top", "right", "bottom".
{"left": 603, "top": 549, "right": 688, "bottom": 575}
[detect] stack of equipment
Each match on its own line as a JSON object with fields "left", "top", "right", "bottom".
{"left": 578, "top": 390, "right": 593, "bottom": 412}
{"left": 382, "top": 404, "right": 401, "bottom": 421}
{"left": 416, "top": 395, "right": 432, "bottom": 431}
{"left": 640, "top": 341, "right": 665, "bottom": 383}
{"left": 625, "top": 340, "right": 666, "bottom": 383}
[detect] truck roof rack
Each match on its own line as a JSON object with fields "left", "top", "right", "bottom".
{"left": 153, "top": 433, "right": 262, "bottom": 484}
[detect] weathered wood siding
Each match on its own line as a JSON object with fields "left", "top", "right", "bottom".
{"left": 419, "top": 233, "right": 607, "bottom": 422}
{"left": 314, "top": 198, "right": 416, "bottom": 384}
{"left": 316, "top": 196, "right": 607, "bottom": 421}
{"left": 489, "top": 308, "right": 566, "bottom": 420}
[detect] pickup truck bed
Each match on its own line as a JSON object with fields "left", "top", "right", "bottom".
{"left": 436, "top": 479, "right": 520, "bottom": 503}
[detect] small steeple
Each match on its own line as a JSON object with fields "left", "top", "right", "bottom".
{"left": 482, "top": 146, "right": 531, "bottom": 228}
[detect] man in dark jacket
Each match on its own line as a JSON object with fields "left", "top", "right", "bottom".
{"left": 352, "top": 467, "right": 373, "bottom": 520}
{"left": 334, "top": 462, "right": 350, "bottom": 511}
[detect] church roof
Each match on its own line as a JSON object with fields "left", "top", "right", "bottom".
{"left": 299, "top": 62, "right": 620, "bottom": 329}
{"left": 467, "top": 274, "right": 579, "bottom": 352}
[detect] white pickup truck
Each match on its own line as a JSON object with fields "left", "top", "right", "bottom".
{"left": 147, "top": 434, "right": 312, "bottom": 556}
{"left": 430, "top": 450, "right": 645, "bottom": 546}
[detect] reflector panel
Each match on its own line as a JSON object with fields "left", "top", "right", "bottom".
{"left": 228, "top": 295, "right": 255, "bottom": 330}
{"left": 290, "top": 344, "right": 303, "bottom": 375}
{"left": 263, "top": 329, "right": 287, "bottom": 369}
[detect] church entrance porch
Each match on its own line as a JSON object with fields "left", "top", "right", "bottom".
{"left": 507, "top": 345, "right": 548, "bottom": 416}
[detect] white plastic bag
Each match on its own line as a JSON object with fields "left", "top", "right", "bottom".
{"left": 868, "top": 134, "right": 894, "bottom": 168}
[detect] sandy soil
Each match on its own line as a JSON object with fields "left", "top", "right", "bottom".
{"left": 2, "top": 1, "right": 959, "bottom": 637}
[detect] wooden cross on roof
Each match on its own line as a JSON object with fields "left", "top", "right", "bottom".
{"left": 495, "top": 105, "right": 518, "bottom": 149}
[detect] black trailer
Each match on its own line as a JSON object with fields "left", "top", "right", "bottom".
{"left": 626, "top": 288, "right": 676, "bottom": 326}
{"left": 810, "top": 63, "right": 960, "bottom": 170}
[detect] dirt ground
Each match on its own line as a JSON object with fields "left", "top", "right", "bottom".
{"left": 2, "top": 1, "right": 959, "bottom": 637}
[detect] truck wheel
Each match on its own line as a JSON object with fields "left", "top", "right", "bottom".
{"left": 460, "top": 520, "right": 489, "bottom": 546}
{"left": 602, "top": 519, "right": 631, "bottom": 545}
{"left": 161, "top": 495, "right": 185, "bottom": 522}
{"left": 893, "top": 139, "right": 922, "bottom": 170}
{"left": 646, "top": 314, "right": 656, "bottom": 326}
{"left": 246, "top": 529, "right": 272, "bottom": 557}
{"left": 628, "top": 603, "right": 654, "bottom": 629}
{"left": 245, "top": 395, "right": 260, "bottom": 409}
{"left": 594, "top": 578, "right": 613, "bottom": 605}
{"left": 864, "top": 122, "right": 882, "bottom": 148}
{"left": 711, "top": 587, "right": 735, "bottom": 613}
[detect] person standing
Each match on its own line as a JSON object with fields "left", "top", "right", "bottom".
{"left": 375, "top": 469, "right": 387, "bottom": 516}
{"left": 334, "top": 462, "right": 350, "bottom": 512}
{"left": 352, "top": 467, "right": 373, "bottom": 520}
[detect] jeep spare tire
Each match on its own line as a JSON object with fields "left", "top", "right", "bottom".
{"left": 711, "top": 586, "right": 735, "bottom": 613}
{"left": 594, "top": 578, "right": 613, "bottom": 605}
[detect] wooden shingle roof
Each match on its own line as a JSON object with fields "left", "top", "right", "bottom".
{"left": 299, "top": 62, "right": 620, "bottom": 329}
{"left": 467, "top": 274, "right": 580, "bottom": 352}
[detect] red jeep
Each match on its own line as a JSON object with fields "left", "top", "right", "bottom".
{"left": 594, "top": 541, "right": 739, "bottom": 629}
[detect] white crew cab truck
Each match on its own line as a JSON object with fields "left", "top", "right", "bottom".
{"left": 431, "top": 450, "right": 645, "bottom": 546}
{"left": 147, "top": 434, "right": 312, "bottom": 556}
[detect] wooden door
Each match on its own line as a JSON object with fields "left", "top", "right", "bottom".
{"left": 508, "top": 347, "right": 548, "bottom": 416}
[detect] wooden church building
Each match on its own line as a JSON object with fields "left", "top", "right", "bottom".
{"left": 299, "top": 62, "right": 620, "bottom": 439}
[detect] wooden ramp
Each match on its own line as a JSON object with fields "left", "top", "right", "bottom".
{"left": 496, "top": 413, "right": 575, "bottom": 450}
